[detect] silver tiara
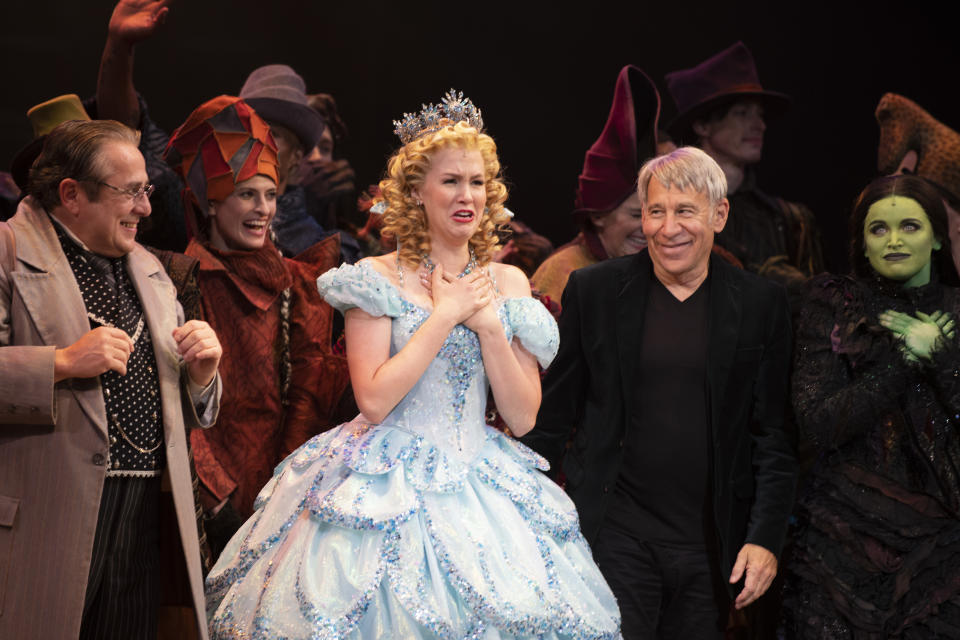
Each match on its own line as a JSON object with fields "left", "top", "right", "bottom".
{"left": 393, "top": 89, "right": 484, "bottom": 145}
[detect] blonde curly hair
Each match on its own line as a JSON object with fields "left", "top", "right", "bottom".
{"left": 379, "top": 121, "right": 509, "bottom": 267}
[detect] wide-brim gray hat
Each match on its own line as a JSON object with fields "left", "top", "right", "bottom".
{"left": 240, "top": 64, "right": 326, "bottom": 151}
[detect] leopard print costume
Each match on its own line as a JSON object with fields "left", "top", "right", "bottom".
{"left": 876, "top": 92, "right": 960, "bottom": 204}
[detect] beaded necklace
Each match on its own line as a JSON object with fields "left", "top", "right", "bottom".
{"left": 396, "top": 248, "right": 478, "bottom": 287}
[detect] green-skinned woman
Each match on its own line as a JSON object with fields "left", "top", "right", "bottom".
{"left": 784, "top": 174, "right": 960, "bottom": 637}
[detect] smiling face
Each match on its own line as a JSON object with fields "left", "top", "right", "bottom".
{"left": 695, "top": 99, "right": 766, "bottom": 168}
{"left": 643, "top": 177, "right": 728, "bottom": 284}
{"left": 73, "top": 142, "right": 152, "bottom": 257}
{"left": 592, "top": 190, "right": 647, "bottom": 258}
{"left": 413, "top": 146, "right": 486, "bottom": 249}
{"left": 208, "top": 175, "right": 277, "bottom": 251}
{"left": 863, "top": 195, "right": 940, "bottom": 287}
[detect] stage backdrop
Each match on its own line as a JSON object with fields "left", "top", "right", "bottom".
{"left": 1, "top": 0, "right": 955, "bottom": 271}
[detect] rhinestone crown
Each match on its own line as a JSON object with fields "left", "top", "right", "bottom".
{"left": 393, "top": 89, "right": 484, "bottom": 145}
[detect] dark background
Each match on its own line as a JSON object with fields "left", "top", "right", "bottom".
{"left": 1, "top": 0, "right": 955, "bottom": 271}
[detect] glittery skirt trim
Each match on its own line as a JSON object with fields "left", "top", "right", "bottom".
{"left": 206, "top": 418, "right": 621, "bottom": 639}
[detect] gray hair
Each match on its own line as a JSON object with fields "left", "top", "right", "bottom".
{"left": 637, "top": 146, "right": 727, "bottom": 207}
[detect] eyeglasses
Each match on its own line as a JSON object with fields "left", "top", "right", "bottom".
{"left": 91, "top": 181, "right": 156, "bottom": 201}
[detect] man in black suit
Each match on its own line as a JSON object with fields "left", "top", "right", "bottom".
{"left": 523, "top": 147, "right": 796, "bottom": 638}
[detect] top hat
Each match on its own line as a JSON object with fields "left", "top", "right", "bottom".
{"left": 665, "top": 42, "right": 791, "bottom": 142}
{"left": 10, "top": 94, "right": 92, "bottom": 190}
{"left": 239, "top": 64, "right": 326, "bottom": 152}
{"left": 876, "top": 93, "right": 960, "bottom": 206}
{"left": 574, "top": 65, "right": 661, "bottom": 219}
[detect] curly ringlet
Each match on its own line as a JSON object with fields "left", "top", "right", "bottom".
{"left": 379, "top": 121, "right": 509, "bottom": 267}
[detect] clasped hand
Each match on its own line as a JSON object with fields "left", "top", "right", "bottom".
{"left": 420, "top": 266, "right": 500, "bottom": 334}
{"left": 878, "top": 309, "right": 955, "bottom": 362}
{"left": 54, "top": 320, "right": 222, "bottom": 387}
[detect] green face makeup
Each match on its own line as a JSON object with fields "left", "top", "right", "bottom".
{"left": 863, "top": 196, "right": 941, "bottom": 287}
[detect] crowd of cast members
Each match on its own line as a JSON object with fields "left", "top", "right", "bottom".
{"left": 3, "top": 2, "right": 960, "bottom": 638}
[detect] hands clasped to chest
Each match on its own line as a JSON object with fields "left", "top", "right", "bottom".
{"left": 420, "top": 266, "right": 501, "bottom": 336}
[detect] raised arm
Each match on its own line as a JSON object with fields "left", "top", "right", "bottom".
{"left": 97, "top": 0, "right": 169, "bottom": 128}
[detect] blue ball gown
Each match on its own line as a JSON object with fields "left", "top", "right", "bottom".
{"left": 205, "top": 262, "right": 621, "bottom": 639}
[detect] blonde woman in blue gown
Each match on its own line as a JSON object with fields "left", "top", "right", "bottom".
{"left": 205, "top": 91, "right": 622, "bottom": 639}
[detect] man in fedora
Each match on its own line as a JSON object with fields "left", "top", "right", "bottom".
{"left": 525, "top": 147, "right": 797, "bottom": 638}
{"left": 238, "top": 63, "right": 362, "bottom": 258}
{"left": 665, "top": 42, "right": 823, "bottom": 306}
{"left": 0, "top": 119, "right": 222, "bottom": 639}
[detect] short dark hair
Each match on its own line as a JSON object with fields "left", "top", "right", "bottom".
{"left": 691, "top": 98, "right": 764, "bottom": 147}
{"left": 27, "top": 119, "right": 140, "bottom": 211}
{"left": 849, "top": 174, "right": 957, "bottom": 284}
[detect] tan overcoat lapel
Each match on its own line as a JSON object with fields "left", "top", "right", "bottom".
{"left": 125, "top": 247, "right": 184, "bottom": 442}
{"left": 8, "top": 199, "right": 107, "bottom": 435}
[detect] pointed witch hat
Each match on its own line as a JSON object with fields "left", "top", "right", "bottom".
{"left": 574, "top": 65, "right": 661, "bottom": 221}
{"left": 876, "top": 92, "right": 960, "bottom": 206}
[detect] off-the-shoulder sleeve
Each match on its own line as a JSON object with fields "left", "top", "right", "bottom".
{"left": 503, "top": 297, "right": 559, "bottom": 368}
{"left": 317, "top": 263, "right": 404, "bottom": 318}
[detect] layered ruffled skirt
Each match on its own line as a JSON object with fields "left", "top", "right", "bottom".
{"left": 784, "top": 463, "right": 960, "bottom": 638}
{"left": 206, "top": 418, "right": 621, "bottom": 639}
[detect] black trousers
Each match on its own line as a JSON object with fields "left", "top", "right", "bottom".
{"left": 594, "top": 523, "right": 728, "bottom": 640}
{"left": 80, "top": 476, "right": 161, "bottom": 640}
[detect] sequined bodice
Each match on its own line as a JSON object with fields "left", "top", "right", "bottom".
{"left": 387, "top": 300, "right": 503, "bottom": 461}
{"left": 318, "top": 262, "right": 559, "bottom": 464}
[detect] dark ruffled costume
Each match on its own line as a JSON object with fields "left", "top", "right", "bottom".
{"left": 785, "top": 273, "right": 960, "bottom": 638}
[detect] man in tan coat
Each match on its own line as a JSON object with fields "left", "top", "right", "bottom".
{"left": 0, "top": 120, "right": 222, "bottom": 639}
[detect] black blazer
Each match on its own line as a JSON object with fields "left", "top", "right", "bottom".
{"left": 523, "top": 251, "right": 797, "bottom": 587}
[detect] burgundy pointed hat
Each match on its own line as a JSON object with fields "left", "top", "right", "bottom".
{"left": 574, "top": 65, "right": 661, "bottom": 220}
{"left": 665, "top": 41, "right": 791, "bottom": 141}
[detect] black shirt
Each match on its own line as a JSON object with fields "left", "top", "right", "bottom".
{"left": 606, "top": 272, "right": 711, "bottom": 545}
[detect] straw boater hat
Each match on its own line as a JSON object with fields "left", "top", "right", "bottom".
{"left": 876, "top": 92, "right": 960, "bottom": 206}
{"left": 10, "top": 94, "right": 92, "bottom": 190}
{"left": 665, "top": 42, "right": 791, "bottom": 143}
{"left": 574, "top": 65, "right": 661, "bottom": 221}
{"left": 239, "top": 64, "right": 326, "bottom": 152}
{"left": 163, "top": 95, "right": 279, "bottom": 237}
